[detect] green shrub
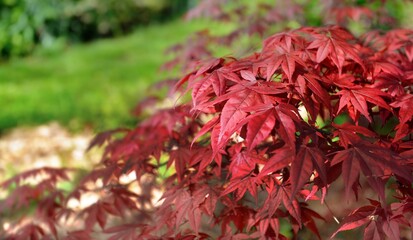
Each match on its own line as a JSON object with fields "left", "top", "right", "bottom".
{"left": 0, "top": 0, "right": 185, "bottom": 59}
{"left": 0, "top": 0, "right": 64, "bottom": 57}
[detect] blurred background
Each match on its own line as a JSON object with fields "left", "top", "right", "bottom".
{"left": 0, "top": 0, "right": 194, "bottom": 132}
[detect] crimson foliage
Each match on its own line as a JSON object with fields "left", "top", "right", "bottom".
{"left": 1, "top": 1, "right": 413, "bottom": 239}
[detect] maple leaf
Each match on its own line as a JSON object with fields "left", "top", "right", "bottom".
{"left": 306, "top": 26, "right": 364, "bottom": 74}
{"left": 331, "top": 141, "right": 412, "bottom": 201}
{"left": 219, "top": 88, "right": 261, "bottom": 144}
{"left": 364, "top": 221, "right": 384, "bottom": 240}
{"left": 220, "top": 206, "right": 255, "bottom": 234}
{"left": 337, "top": 87, "right": 391, "bottom": 122}
{"left": 256, "top": 50, "right": 307, "bottom": 82}
{"left": 280, "top": 186, "right": 302, "bottom": 224}
{"left": 301, "top": 205, "right": 325, "bottom": 240}
{"left": 195, "top": 185, "right": 219, "bottom": 217}
{"left": 174, "top": 189, "right": 199, "bottom": 231}
{"left": 332, "top": 199, "right": 404, "bottom": 240}
{"left": 262, "top": 32, "right": 301, "bottom": 54}
{"left": 256, "top": 189, "right": 283, "bottom": 221}
{"left": 331, "top": 205, "right": 376, "bottom": 239}
{"left": 168, "top": 147, "right": 191, "bottom": 182}
{"left": 259, "top": 146, "right": 294, "bottom": 177}
{"left": 390, "top": 94, "right": 413, "bottom": 141}
{"left": 222, "top": 175, "right": 260, "bottom": 201}
{"left": 191, "top": 68, "right": 238, "bottom": 108}
{"left": 229, "top": 150, "right": 257, "bottom": 179}
{"left": 290, "top": 146, "right": 327, "bottom": 198}
{"left": 245, "top": 108, "right": 276, "bottom": 150}
{"left": 332, "top": 122, "right": 377, "bottom": 148}
{"left": 296, "top": 73, "right": 331, "bottom": 110}
{"left": 274, "top": 103, "right": 300, "bottom": 149}
{"left": 5, "top": 2, "right": 413, "bottom": 239}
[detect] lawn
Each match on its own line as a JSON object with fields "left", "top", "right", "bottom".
{"left": 0, "top": 19, "right": 231, "bottom": 133}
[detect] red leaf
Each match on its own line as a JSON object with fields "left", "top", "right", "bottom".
{"left": 297, "top": 74, "right": 331, "bottom": 108}
{"left": 175, "top": 190, "right": 192, "bottom": 228}
{"left": 169, "top": 148, "right": 191, "bottom": 181}
{"left": 289, "top": 146, "right": 327, "bottom": 198}
{"left": 337, "top": 88, "right": 390, "bottom": 122}
{"left": 331, "top": 205, "right": 375, "bottom": 238}
{"left": 274, "top": 104, "right": 298, "bottom": 149}
{"left": 259, "top": 147, "right": 294, "bottom": 177}
{"left": 364, "top": 221, "right": 384, "bottom": 240}
{"left": 382, "top": 219, "right": 400, "bottom": 240}
{"left": 240, "top": 70, "right": 257, "bottom": 82}
{"left": 219, "top": 88, "right": 259, "bottom": 145}
{"left": 192, "top": 115, "right": 219, "bottom": 146}
{"left": 332, "top": 141, "right": 413, "bottom": 201}
{"left": 302, "top": 206, "right": 325, "bottom": 240}
{"left": 333, "top": 122, "right": 376, "bottom": 148}
{"left": 281, "top": 187, "right": 301, "bottom": 224}
{"left": 332, "top": 148, "right": 361, "bottom": 200}
{"left": 315, "top": 38, "right": 332, "bottom": 63}
{"left": 390, "top": 94, "right": 413, "bottom": 140}
{"left": 229, "top": 151, "right": 256, "bottom": 179}
{"left": 280, "top": 53, "right": 297, "bottom": 81}
{"left": 246, "top": 109, "right": 276, "bottom": 150}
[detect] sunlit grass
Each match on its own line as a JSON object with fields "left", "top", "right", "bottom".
{"left": 0, "top": 19, "right": 232, "bottom": 133}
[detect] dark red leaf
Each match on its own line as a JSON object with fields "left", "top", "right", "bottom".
{"left": 246, "top": 109, "right": 276, "bottom": 150}
{"left": 331, "top": 205, "right": 375, "bottom": 238}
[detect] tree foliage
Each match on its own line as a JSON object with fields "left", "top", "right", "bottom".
{"left": 1, "top": 0, "right": 413, "bottom": 239}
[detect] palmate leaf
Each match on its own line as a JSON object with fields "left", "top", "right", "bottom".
{"left": 337, "top": 87, "right": 390, "bottom": 122}
{"left": 332, "top": 122, "right": 376, "bottom": 148}
{"left": 191, "top": 68, "right": 238, "bottom": 107}
{"left": 290, "top": 146, "right": 327, "bottom": 198}
{"left": 297, "top": 73, "right": 331, "bottom": 108}
{"left": 259, "top": 147, "right": 294, "bottom": 177}
{"left": 331, "top": 147, "right": 361, "bottom": 200}
{"left": 330, "top": 205, "right": 375, "bottom": 239}
{"left": 332, "top": 199, "right": 404, "bottom": 240}
{"left": 257, "top": 50, "right": 307, "bottom": 82}
{"left": 229, "top": 150, "right": 257, "bottom": 179}
{"left": 364, "top": 221, "right": 384, "bottom": 240}
{"left": 390, "top": 94, "right": 413, "bottom": 141}
{"left": 246, "top": 109, "right": 276, "bottom": 150}
{"left": 280, "top": 186, "right": 302, "bottom": 224}
{"left": 331, "top": 141, "right": 413, "bottom": 201}
{"left": 306, "top": 26, "right": 364, "bottom": 74}
{"left": 301, "top": 205, "right": 325, "bottom": 240}
{"left": 168, "top": 147, "right": 191, "bottom": 182}
{"left": 262, "top": 32, "right": 302, "bottom": 54}
{"left": 219, "top": 88, "right": 261, "bottom": 144}
{"left": 274, "top": 103, "right": 299, "bottom": 149}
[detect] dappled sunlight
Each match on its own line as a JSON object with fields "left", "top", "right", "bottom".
{"left": 0, "top": 122, "right": 101, "bottom": 183}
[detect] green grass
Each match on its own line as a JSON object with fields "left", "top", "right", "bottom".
{"left": 0, "top": 19, "right": 232, "bottom": 133}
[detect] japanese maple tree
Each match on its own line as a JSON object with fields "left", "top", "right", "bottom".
{"left": 1, "top": 0, "right": 413, "bottom": 239}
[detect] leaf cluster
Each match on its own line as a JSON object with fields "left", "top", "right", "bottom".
{"left": 1, "top": 1, "right": 413, "bottom": 239}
